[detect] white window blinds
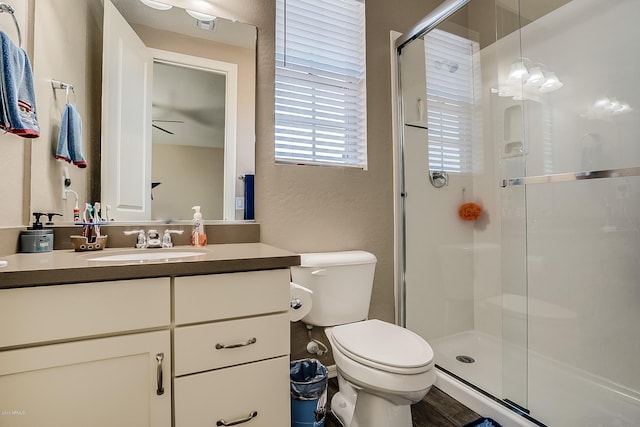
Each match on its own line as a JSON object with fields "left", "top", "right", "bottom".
{"left": 424, "top": 29, "right": 479, "bottom": 173}
{"left": 275, "top": 0, "right": 367, "bottom": 168}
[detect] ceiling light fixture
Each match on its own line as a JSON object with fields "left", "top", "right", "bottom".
{"left": 185, "top": 9, "right": 216, "bottom": 22}
{"left": 508, "top": 61, "right": 529, "bottom": 82}
{"left": 539, "top": 72, "right": 564, "bottom": 93}
{"left": 525, "top": 66, "right": 545, "bottom": 87}
{"left": 139, "top": 0, "right": 173, "bottom": 11}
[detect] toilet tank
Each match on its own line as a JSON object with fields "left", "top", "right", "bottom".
{"left": 291, "top": 251, "right": 377, "bottom": 327}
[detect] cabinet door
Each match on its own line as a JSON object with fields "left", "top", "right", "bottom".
{"left": 0, "top": 331, "right": 170, "bottom": 427}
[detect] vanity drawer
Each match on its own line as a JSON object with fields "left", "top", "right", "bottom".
{"left": 0, "top": 278, "right": 170, "bottom": 348}
{"left": 174, "top": 269, "right": 289, "bottom": 324}
{"left": 174, "top": 356, "right": 290, "bottom": 427}
{"left": 174, "top": 312, "right": 289, "bottom": 376}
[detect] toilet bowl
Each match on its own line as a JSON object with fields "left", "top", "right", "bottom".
{"left": 291, "top": 251, "right": 436, "bottom": 427}
{"left": 326, "top": 320, "right": 435, "bottom": 427}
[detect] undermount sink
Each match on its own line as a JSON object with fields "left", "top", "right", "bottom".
{"left": 85, "top": 249, "right": 208, "bottom": 263}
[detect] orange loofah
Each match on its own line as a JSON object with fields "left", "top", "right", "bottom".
{"left": 459, "top": 202, "right": 483, "bottom": 221}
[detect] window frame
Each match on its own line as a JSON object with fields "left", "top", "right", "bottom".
{"left": 274, "top": 0, "right": 368, "bottom": 169}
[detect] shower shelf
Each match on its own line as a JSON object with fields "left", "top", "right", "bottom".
{"left": 502, "top": 166, "right": 640, "bottom": 187}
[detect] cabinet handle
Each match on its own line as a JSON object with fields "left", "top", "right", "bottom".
{"left": 215, "top": 337, "right": 257, "bottom": 350}
{"left": 216, "top": 410, "right": 258, "bottom": 426}
{"left": 156, "top": 353, "right": 164, "bottom": 396}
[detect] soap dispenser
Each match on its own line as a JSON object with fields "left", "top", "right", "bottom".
{"left": 20, "top": 212, "right": 54, "bottom": 253}
{"left": 191, "top": 206, "right": 207, "bottom": 247}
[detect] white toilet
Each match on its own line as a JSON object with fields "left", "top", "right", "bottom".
{"left": 291, "top": 251, "right": 435, "bottom": 427}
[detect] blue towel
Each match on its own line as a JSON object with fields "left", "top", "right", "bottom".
{"left": 0, "top": 31, "right": 39, "bottom": 137}
{"left": 56, "top": 103, "right": 87, "bottom": 168}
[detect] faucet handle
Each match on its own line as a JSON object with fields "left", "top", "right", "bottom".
{"left": 162, "top": 229, "right": 184, "bottom": 248}
{"left": 124, "top": 229, "right": 146, "bottom": 248}
{"left": 124, "top": 229, "right": 144, "bottom": 235}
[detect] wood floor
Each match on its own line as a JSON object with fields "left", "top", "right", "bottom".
{"left": 323, "top": 377, "right": 480, "bottom": 427}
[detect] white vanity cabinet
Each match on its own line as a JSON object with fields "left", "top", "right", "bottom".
{"left": 0, "top": 259, "right": 295, "bottom": 427}
{"left": 173, "top": 269, "right": 291, "bottom": 427}
{"left": 0, "top": 278, "right": 172, "bottom": 427}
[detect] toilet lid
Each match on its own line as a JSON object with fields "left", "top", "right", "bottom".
{"left": 331, "top": 319, "right": 434, "bottom": 374}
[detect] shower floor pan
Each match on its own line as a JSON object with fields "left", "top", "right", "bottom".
{"left": 431, "top": 330, "right": 640, "bottom": 426}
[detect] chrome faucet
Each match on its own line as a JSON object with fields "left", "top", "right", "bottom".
{"left": 162, "top": 229, "right": 184, "bottom": 248}
{"left": 147, "top": 230, "right": 162, "bottom": 248}
{"left": 124, "top": 229, "right": 147, "bottom": 248}
{"left": 124, "top": 229, "right": 184, "bottom": 248}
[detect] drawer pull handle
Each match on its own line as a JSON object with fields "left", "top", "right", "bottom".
{"left": 216, "top": 410, "right": 258, "bottom": 426}
{"left": 156, "top": 353, "right": 164, "bottom": 396}
{"left": 215, "top": 337, "right": 257, "bottom": 350}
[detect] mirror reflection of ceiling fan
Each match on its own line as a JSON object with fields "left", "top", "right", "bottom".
{"left": 152, "top": 119, "right": 184, "bottom": 135}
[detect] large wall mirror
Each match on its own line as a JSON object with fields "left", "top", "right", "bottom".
{"left": 29, "top": 0, "right": 256, "bottom": 223}
{"left": 105, "top": 0, "right": 256, "bottom": 221}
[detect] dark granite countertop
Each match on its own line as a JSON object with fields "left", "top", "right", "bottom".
{"left": 0, "top": 243, "right": 300, "bottom": 289}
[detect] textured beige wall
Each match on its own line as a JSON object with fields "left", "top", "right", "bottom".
{"left": 30, "top": 0, "right": 102, "bottom": 222}
{"left": 0, "top": 0, "right": 29, "bottom": 230}
{"left": 256, "top": 0, "right": 443, "bottom": 323}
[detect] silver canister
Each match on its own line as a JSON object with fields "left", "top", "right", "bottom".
{"left": 20, "top": 229, "right": 54, "bottom": 253}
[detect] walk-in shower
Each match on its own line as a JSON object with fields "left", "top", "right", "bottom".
{"left": 394, "top": 0, "right": 640, "bottom": 425}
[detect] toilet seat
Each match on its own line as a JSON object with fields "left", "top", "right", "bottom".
{"left": 330, "top": 319, "right": 434, "bottom": 375}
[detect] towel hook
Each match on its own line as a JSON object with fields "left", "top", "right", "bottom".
{"left": 0, "top": 3, "right": 22, "bottom": 48}
{"left": 65, "top": 86, "right": 76, "bottom": 104}
{"left": 51, "top": 79, "right": 76, "bottom": 104}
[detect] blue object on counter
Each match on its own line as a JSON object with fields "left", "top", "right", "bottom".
{"left": 290, "top": 359, "right": 328, "bottom": 427}
{"left": 244, "top": 174, "right": 254, "bottom": 220}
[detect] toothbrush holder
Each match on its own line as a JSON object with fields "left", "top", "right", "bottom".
{"left": 70, "top": 235, "right": 108, "bottom": 252}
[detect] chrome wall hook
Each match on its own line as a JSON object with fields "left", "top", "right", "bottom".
{"left": 51, "top": 79, "right": 76, "bottom": 104}
{"left": 429, "top": 170, "right": 449, "bottom": 188}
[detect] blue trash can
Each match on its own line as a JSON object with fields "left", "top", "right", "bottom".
{"left": 290, "top": 359, "right": 328, "bottom": 427}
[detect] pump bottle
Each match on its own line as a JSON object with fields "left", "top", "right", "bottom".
{"left": 191, "top": 206, "right": 207, "bottom": 247}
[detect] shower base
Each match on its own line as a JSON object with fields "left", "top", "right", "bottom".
{"left": 432, "top": 330, "right": 503, "bottom": 398}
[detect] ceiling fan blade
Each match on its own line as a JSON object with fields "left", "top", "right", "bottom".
{"left": 152, "top": 124, "right": 174, "bottom": 135}
{"left": 153, "top": 119, "right": 185, "bottom": 123}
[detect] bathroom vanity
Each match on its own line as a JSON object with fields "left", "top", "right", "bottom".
{"left": 0, "top": 243, "right": 299, "bottom": 427}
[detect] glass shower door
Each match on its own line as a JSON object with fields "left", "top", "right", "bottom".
{"left": 509, "top": 0, "right": 640, "bottom": 424}
{"left": 398, "top": 0, "right": 531, "bottom": 410}
{"left": 400, "top": 0, "right": 640, "bottom": 424}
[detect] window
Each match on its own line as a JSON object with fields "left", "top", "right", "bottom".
{"left": 424, "top": 29, "right": 480, "bottom": 174}
{"left": 275, "top": 0, "right": 367, "bottom": 168}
